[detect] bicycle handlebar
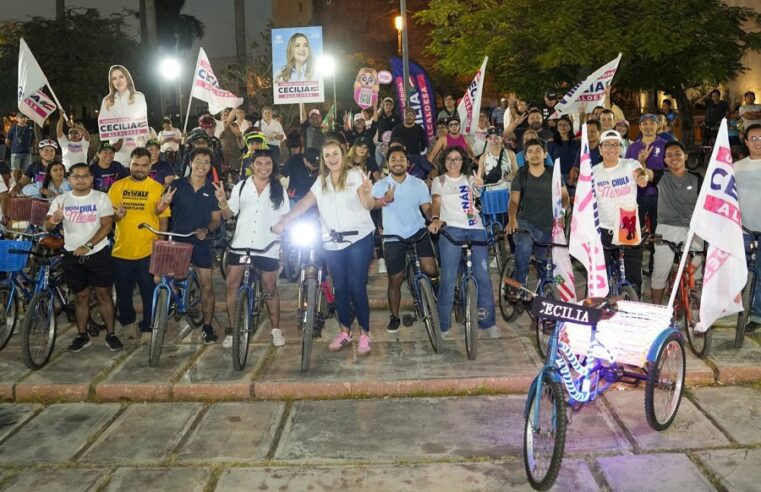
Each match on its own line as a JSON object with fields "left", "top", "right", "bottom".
{"left": 742, "top": 226, "right": 761, "bottom": 237}
{"left": 8, "top": 248, "right": 58, "bottom": 259}
{"left": 226, "top": 240, "right": 280, "bottom": 255}
{"left": 512, "top": 228, "right": 568, "bottom": 249}
{"left": 439, "top": 228, "right": 492, "bottom": 247}
{"left": 138, "top": 223, "right": 199, "bottom": 239}
{"left": 0, "top": 225, "right": 49, "bottom": 239}
{"left": 380, "top": 229, "right": 429, "bottom": 244}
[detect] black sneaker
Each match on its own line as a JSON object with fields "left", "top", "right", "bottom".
{"left": 105, "top": 333, "right": 123, "bottom": 351}
{"left": 68, "top": 334, "right": 91, "bottom": 352}
{"left": 386, "top": 315, "right": 400, "bottom": 334}
{"left": 202, "top": 325, "right": 218, "bottom": 344}
{"left": 746, "top": 321, "right": 761, "bottom": 333}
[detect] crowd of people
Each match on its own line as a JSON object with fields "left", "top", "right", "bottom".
{"left": 1, "top": 82, "right": 760, "bottom": 358}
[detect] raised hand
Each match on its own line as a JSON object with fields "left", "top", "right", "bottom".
{"left": 50, "top": 202, "right": 64, "bottom": 224}
{"left": 472, "top": 170, "right": 484, "bottom": 189}
{"left": 359, "top": 171, "right": 373, "bottom": 195}
{"left": 212, "top": 181, "right": 227, "bottom": 202}
{"left": 384, "top": 182, "right": 395, "bottom": 204}
{"left": 160, "top": 186, "right": 177, "bottom": 206}
{"left": 637, "top": 143, "right": 653, "bottom": 164}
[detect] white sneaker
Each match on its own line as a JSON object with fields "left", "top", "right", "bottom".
{"left": 271, "top": 328, "right": 286, "bottom": 347}
{"left": 489, "top": 257, "right": 498, "bottom": 269}
{"left": 377, "top": 258, "right": 387, "bottom": 274}
{"left": 222, "top": 335, "right": 233, "bottom": 348}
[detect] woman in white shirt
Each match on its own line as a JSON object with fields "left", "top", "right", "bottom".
{"left": 273, "top": 139, "right": 376, "bottom": 355}
{"left": 428, "top": 146, "right": 499, "bottom": 339}
{"left": 477, "top": 127, "right": 518, "bottom": 185}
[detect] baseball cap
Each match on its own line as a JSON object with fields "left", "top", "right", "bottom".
{"left": 99, "top": 142, "right": 115, "bottom": 152}
{"left": 354, "top": 136, "right": 371, "bottom": 148}
{"left": 615, "top": 119, "right": 630, "bottom": 128}
{"left": 353, "top": 113, "right": 364, "bottom": 122}
{"left": 639, "top": 113, "right": 658, "bottom": 123}
{"left": 198, "top": 115, "right": 215, "bottom": 128}
{"left": 600, "top": 129, "right": 623, "bottom": 144}
{"left": 545, "top": 90, "right": 558, "bottom": 99}
{"left": 486, "top": 127, "right": 501, "bottom": 137}
{"left": 146, "top": 138, "right": 161, "bottom": 148}
{"left": 308, "top": 109, "right": 321, "bottom": 117}
{"left": 446, "top": 116, "right": 460, "bottom": 125}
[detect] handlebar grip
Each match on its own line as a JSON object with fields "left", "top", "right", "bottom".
{"left": 138, "top": 223, "right": 147, "bottom": 229}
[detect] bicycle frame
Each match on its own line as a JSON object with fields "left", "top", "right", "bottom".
{"left": 150, "top": 269, "right": 200, "bottom": 323}
{"left": 605, "top": 245, "right": 635, "bottom": 294}
{"left": 745, "top": 231, "right": 759, "bottom": 315}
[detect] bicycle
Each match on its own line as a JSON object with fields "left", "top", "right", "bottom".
{"left": 512, "top": 280, "right": 685, "bottom": 490}
{"left": 655, "top": 235, "right": 710, "bottom": 357}
{"left": 604, "top": 243, "right": 640, "bottom": 301}
{"left": 499, "top": 228, "right": 570, "bottom": 359}
{"left": 381, "top": 229, "right": 442, "bottom": 354}
{"left": 226, "top": 240, "right": 280, "bottom": 371}
{"left": 439, "top": 227, "right": 492, "bottom": 361}
{"left": 736, "top": 226, "right": 761, "bottom": 349}
{"left": 479, "top": 184, "right": 510, "bottom": 274}
{"left": 139, "top": 224, "right": 204, "bottom": 367}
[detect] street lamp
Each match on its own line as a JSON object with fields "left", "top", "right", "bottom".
{"left": 394, "top": 15, "right": 403, "bottom": 55}
{"left": 159, "top": 56, "right": 182, "bottom": 120}
{"left": 317, "top": 54, "right": 338, "bottom": 129}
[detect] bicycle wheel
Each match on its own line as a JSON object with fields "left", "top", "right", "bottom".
{"left": 523, "top": 373, "right": 567, "bottom": 491}
{"left": 644, "top": 332, "right": 685, "bottom": 431}
{"left": 232, "top": 288, "right": 252, "bottom": 371}
{"left": 620, "top": 284, "right": 639, "bottom": 302}
{"left": 301, "top": 278, "right": 318, "bottom": 372}
{"left": 454, "top": 274, "right": 465, "bottom": 324}
{"left": 219, "top": 249, "right": 231, "bottom": 280}
{"left": 0, "top": 286, "right": 18, "bottom": 350}
{"left": 492, "top": 223, "right": 509, "bottom": 273}
{"left": 20, "top": 292, "right": 56, "bottom": 370}
{"left": 464, "top": 277, "right": 478, "bottom": 360}
{"left": 284, "top": 244, "right": 302, "bottom": 283}
{"left": 148, "top": 289, "right": 169, "bottom": 368}
{"left": 534, "top": 284, "right": 560, "bottom": 360}
{"left": 418, "top": 277, "right": 442, "bottom": 353}
{"left": 685, "top": 288, "right": 711, "bottom": 358}
{"left": 735, "top": 271, "right": 754, "bottom": 349}
{"left": 499, "top": 258, "right": 522, "bottom": 322}
{"left": 187, "top": 272, "right": 204, "bottom": 328}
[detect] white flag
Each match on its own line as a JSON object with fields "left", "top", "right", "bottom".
{"left": 550, "top": 53, "right": 622, "bottom": 119}
{"left": 551, "top": 159, "right": 577, "bottom": 302}
{"left": 569, "top": 124, "right": 609, "bottom": 298}
{"left": 190, "top": 47, "right": 243, "bottom": 114}
{"left": 17, "top": 38, "right": 49, "bottom": 103}
{"left": 690, "top": 120, "right": 747, "bottom": 332}
{"left": 456, "top": 56, "right": 488, "bottom": 135}
{"left": 19, "top": 90, "right": 57, "bottom": 127}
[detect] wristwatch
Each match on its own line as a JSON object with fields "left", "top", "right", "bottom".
{"left": 85, "top": 241, "right": 94, "bottom": 250}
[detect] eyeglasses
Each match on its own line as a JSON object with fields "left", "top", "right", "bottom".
{"left": 445, "top": 157, "right": 463, "bottom": 163}
{"left": 448, "top": 123, "right": 460, "bottom": 127}
{"left": 749, "top": 135, "right": 761, "bottom": 142}
{"left": 69, "top": 174, "right": 91, "bottom": 180}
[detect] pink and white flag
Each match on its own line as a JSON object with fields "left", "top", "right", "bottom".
{"left": 551, "top": 159, "right": 577, "bottom": 302}
{"left": 190, "top": 47, "right": 243, "bottom": 114}
{"left": 456, "top": 56, "right": 488, "bottom": 135}
{"left": 569, "top": 124, "right": 609, "bottom": 298}
{"left": 550, "top": 53, "right": 622, "bottom": 119}
{"left": 19, "top": 90, "right": 56, "bottom": 127}
{"left": 17, "top": 38, "right": 57, "bottom": 126}
{"left": 690, "top": 119, "right": 747, "bottom": 332}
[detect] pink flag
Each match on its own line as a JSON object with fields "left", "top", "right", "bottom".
{"left": 456, "top": 56, "right": 487, "bottom": 135}
{"left": 551, "top": 159, "right": 576, "bottom": 302}
{"left": 190, "top": 47, "right": 243, "bottom": 114}
{"left": 690, "top": 119, "right": 747, "bottom": 332}
{"left": 569, "top": 124, "right": 609, "bottom": 298}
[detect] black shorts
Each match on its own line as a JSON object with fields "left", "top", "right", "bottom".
{"left": 227, "top": 253, "right": 279, "bottom": 272}
{"left": 383, "top": 231, "right": 436, "bottom": 276}
{"left": 61, "top": 247, "right": 115, "bottom": 294}
{"left": 177, "top": 238, "right": 213, "bottom": 269}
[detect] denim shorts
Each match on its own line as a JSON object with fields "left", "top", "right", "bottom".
{"left": 10, "top": 153, "right": 31, "bottom": 171}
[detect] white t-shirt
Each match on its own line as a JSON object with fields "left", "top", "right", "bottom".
{"left": 259, "top": 118, "right": 284, "bottom": 147}
{"left": 309, "top": 168, "right": 376, "bottom": 250}
{"left": 592, "top": 158, "right": 643, "bottom": 230}
{"left": 228, "top": 178, "right": 290, "bottom": 259}
{"left": 431, "top": 174, "right": 483, "bottom": 230}
{"left": 48, "top": 190, "right": 113, "bottom": 254}
{"left": 739, "top": 104, "right": 761, "bottom": 129}
{"left": 158, "top": 128, "right": 182, "bottom": 152}
{"left": 58, "top": 136, "right": 90, "bottom": 171}
{"left": 471, "top": 125, "right": 489, "bottom": 156}
{"left": 735, "top": 157, "right": 761, "bottom": 231}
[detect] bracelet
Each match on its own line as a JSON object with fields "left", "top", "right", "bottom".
{"left": 218, "top": 201, "right": 229, "bottom": 210}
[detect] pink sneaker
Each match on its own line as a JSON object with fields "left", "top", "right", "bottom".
{"left": 329, "top": 332, "right": 352, "bottom": 352}
{"left": 357, "top": 333, "right": 371, "bottom": 355}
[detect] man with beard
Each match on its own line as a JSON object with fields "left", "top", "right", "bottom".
{"left": 372, "top": 146, "right": 437, "bottom": 334}
{"left": 108, "top": 148, "right": 172, "bottom": 342}
{"left": 506, "top": 108, "right": 553, "bottom": 151}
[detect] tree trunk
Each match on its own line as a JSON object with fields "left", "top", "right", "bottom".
{"left": 675, "top": 88, "right": 695, "bottom": 148}
{"left": 56, "top": 0, "right": 65, "bottom": 21}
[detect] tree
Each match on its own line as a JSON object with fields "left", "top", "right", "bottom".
{"left": 416, "top": 0, "right": 761, "bottom": 145}
{"left": 152, "top": 0, "right": 205, "bottom": 52}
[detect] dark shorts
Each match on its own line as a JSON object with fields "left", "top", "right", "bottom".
{"left": 383, "top": 231, "right": 436, "bottom": 276}
{"left": 61, "top": 247, "right": 115, "bottom": 294}
{"left": 228, "top": 253, "right": 279, "bottom": 272}
{"left": 176, "top": 238, "right": 213, "bottom": 269}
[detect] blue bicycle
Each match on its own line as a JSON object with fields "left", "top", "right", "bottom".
{"left": 139, "top": 224, "right": 204, "bottom": 367}
{"left": 604, "top": 243, "right": 640, "bottom": 301}
{"left": 480, "top": 185, "right": 510, "bottom": 274}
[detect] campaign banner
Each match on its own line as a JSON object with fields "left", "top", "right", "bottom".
{"left": 190, "top": 47, "right": 243, "bottom": 114}
{"left": 551, "top": 53, "right": 622, "bottom": 119}
{"left": 390, "top": 56, "right": 437, "bottom": 145}
{"left": 18, "top": 38, "right": 59, "bottom": 126}
{"left": 20, "top": 90, "right": 56, "bottom": 127}
{"left": 353, "top": 67, "right": 380, "bottom": 110}
{"left": 456, "top": 56, "right": 488, "bottom": 135}
{"left": 98, "top": 65, "right": 149, "bottom": 139}
{"left": 551, "top": 159, "right": 576, "bottom": 302}
{"left": 272, "top": 26, "right": 324, "bottom": 104}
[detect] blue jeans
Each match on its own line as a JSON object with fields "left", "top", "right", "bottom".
{"left": 438, "top": 227, "right": 496, "bottom": 332}
{"left": 513, "top": 220, "right": 551, "bottom": 285}
{"left": 744, "top": 233, "right": 761, "bottom": 320}
{"left": 323, "top": 232, "right": 374, "bottom": 332}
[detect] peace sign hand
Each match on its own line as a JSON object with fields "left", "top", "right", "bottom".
{"left": 384, "top": 182, "right": 395, "bottom": 204}
{"left": 160, "top": 186, "right": 177, "bottom": 206}
{"left": 637, "top": 143, "right": 653, "bottom": 164}
{"left": 212, "top": 181, "right": 227, "bottom": 202}
{"left": 472, "top": 170, "right": 484, "bottom": 189}
{"left": 50, "top": 202, "right": 64, "bottom": 224}
{"left": 359, "top": 171, "right": 373, "bottom": 195}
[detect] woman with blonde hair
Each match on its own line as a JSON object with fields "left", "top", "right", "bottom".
{"left": 276, "top": 33, "right": 313, "bottom": 82}
{"left": 347, "top": 137, "right": 381, "bottom": 181}
{"left": 273, "top": 140, "right": 377, "bottom": 355}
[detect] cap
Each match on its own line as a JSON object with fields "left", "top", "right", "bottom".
{"left": 486, "top": 127, "right": 501, "bottom": 137}
{"left": 639, "top": 113, "right": 658, "bottom": 123}
{"left": 304, "top": 147, "right": 320, "bottom": 165}
{"left": 308, "top": 109, "right": 321, "bottom": 117}
{"left": 354, "top": 136, "right": 371, "bottom": 148}
{"left": 244, "top": 132, "right": 267, "bottom": 145}
{"left": 382, "top": 96, "right": 394, "bottom": 103}
{"left": 146, "top": 138, "right": 161, "bottom": 148}
{"left": 446, "top": 116, "right": 460, "bottom": 125}
{"left": 198, "top": 115, "right": 215, "bottom": 129}
{"left": 615, "top": 119, "right": 630, "bottom": 128}
{"left": 98, "top": 142, "right": 115, "bottom": 152}
{"left": 545, "top": 90, "right": 558, "bottom": 99}
{"left": 600, "top": 129, "right": 623, "bottom": 143}
{"left": 353, "top": 113, "right": 364, "bottom": 122}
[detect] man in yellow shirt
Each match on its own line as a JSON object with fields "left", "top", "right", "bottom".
{"left": 109, "top": 148, "right": 172, "bottom": 341}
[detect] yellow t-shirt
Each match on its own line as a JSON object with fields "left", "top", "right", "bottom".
{"left": 108, "top": 177, "right": 171, "bottom": 260}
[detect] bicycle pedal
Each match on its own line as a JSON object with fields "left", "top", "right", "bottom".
{"left": 402, "top": 314, "right": 416, "bottom": 326}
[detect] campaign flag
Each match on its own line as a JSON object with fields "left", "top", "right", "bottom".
{"left": 690, "top": 119, "right": 747, "bottom": 332}
{"left": 390, "top": 57, "right": 437, "bottom": 146}
{"left": 550, "top": 53, "right": 622, "bottom": 119}
{"left": 552, "top": 159, "right": 577, "bottom": 302}
{"left": 321, "top": 104, "right": 335, "bottom": 132}
{"left": 18, "top": 38, "right": 58, "bottom": 125}
{"left": 456, "top": 56, "right": 488, "bottom": 135}
{"left": 19, "top": 90, "right": 57, "bottom": 127}
{"left": 190, "top": 48, "right": 243, "bottom": 114}
{"left": 272, "top": 27, "right": 324, "bottom": 104}
{"left": 569, "top": 124, "right": 609, "bottom": 297}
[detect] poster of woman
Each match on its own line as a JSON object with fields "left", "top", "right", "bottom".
{"left": 98, "top": 65, "right": 149, "bottom": 140}
{"left": 272, "top": 26, "right": 324, "bottom": 105}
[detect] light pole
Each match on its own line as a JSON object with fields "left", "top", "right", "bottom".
{"left": 159, "top": 56, "right": 182, "bottom": 120}
{"left": 317, "top": 54, "right": 337, "bottom": 129}
{"left": 400, "top": 1, "right": 410, "bottom": 108}
{"left": 394, "top": 16, "right": 403, "bottom": 55}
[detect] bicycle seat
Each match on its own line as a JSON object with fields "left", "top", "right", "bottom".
{"left": 39, "top": 236, "right": 64, "bottom": 251}
{"left": 581, "top": 297, "right": 618, "bottom": 320}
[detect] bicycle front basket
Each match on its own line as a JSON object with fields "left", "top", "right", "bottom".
{"left": 149, "top": 240, "right": 194, "bottom": 278}
{"left": 0, "top": 240, "right": 32, "bottom": 272}
{"left": 29, "top": 199, "right": 51, "bottom": 227}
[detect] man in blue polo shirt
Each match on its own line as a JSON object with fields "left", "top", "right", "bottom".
{"left": 372, "top": 146, "right": 438, "bottom": 334}
{"left": 167, "top": 147, "right": 221, "bottom": 343}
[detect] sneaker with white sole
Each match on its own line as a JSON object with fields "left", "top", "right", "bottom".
{"left": 222, "top": 335, "right": 233, "bottom": 348}
{"left": 271, "top": 328, "right": 286, "bottom": 347}
{"left": 441, "top": 329, "right": 454, "bottom": 340}
{"left": 357, "top": 333, "right": 371, "bottom": 355}
{"left": 377, "top": 258, "right": 387, "bottom": 274}
{"left": 484, "top": 325, "right": 502, "bottom": 339}
{"left": 329, "top": 332, "right": 352, "bottom": 351}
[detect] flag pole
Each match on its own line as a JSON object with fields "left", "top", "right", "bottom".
{"left": 45, "top": 83, "right": 69, "bottom": 123}
{"left": 666, "top": 228, "right": 697, "bottom": 311}
{"left": 182, "top": 96, "right": 193, "bottom": 134}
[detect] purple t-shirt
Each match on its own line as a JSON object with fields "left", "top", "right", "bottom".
{"left": 626, "top": 137, "right": 666, "bottom": 197}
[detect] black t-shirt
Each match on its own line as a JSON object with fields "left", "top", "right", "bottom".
{"left": 169, "top": 177, "right": 219, "bottom": 240}
{"left": 352, "top": 157, "right": 380, "bottom": 177}
{"left": 705, "top": 100, "right": 729, "bottom": 126}
{"left": 149, "top": 160, "right": 175, "bottom": 185}
{"left": 346, "top": 127, "right": 376, "bottom": 156}
{"left": 391, "top": 123, "right": 428, "bottom": 155}
{"left": 375, "top": 114, "right": 400, "bottom": 141}
{"left": 511, "top": 167, "right": 554, "bottom": 233}
{"left": 24, "top": 161, "right": 49, "bottom": 184}
{"left": 90, "top": 161, "right": 129, "bottom": 192}
{"left": 283, "top": 153, "right": 318, "bottom": 198}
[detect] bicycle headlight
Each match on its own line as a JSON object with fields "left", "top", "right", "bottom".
{"left": 290, "top": 221, "right": 319, "bottom": 247}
